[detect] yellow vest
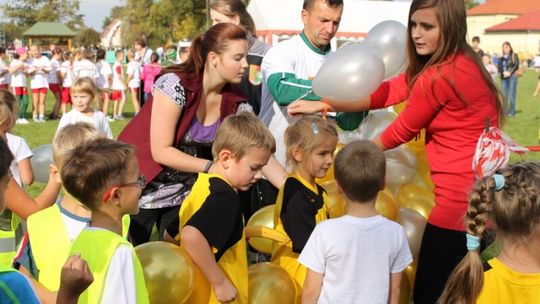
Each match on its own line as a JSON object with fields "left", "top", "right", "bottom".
{"left": 27, "top": 204, "right": 131, "bottom": 291}
{"left": 0, "top": 211, "right": 21, "bottom": 266}
{"left": 70, "top": 228, "right": 148, "bottom": 304}
{"left": 271, "top": 174, "right": 329, "bottom": 289}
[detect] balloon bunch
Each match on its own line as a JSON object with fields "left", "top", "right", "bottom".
{"left": 312, "top": 20, "right": 407, "bottom": 102}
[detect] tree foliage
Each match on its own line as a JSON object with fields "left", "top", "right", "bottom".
{"left": 2, "top": 0, "right": 84, "bottom": 32}
{"left": 76, "top": 27, "right": 101, "bottom": 47}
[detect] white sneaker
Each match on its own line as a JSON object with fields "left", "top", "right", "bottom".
{"left": 38, "top": 117, "right": 46, "bottom": 123}
{"left": 106, "top": 115, "right": 115, "bottom": 122}
{"left": 19, "top": 118, "right": 29, "bottom": 124}
{"left": 33, "top": 116, "right": 39, "bottom": 122}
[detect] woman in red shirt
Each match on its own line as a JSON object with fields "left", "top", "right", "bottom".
{"left": 287, "top": 0, "right": 503, "bottom": 302}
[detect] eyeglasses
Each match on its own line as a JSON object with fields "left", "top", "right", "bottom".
{"left": 102, "top": 175, "right": 146, "bottom": 202}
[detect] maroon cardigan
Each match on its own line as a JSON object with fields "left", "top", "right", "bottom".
{"left": 118, "top": 71, "right": 247, "bottom": 183}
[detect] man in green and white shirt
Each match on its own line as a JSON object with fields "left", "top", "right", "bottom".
{"left": 260, "top": 0, "right": 344, "bottom": 167}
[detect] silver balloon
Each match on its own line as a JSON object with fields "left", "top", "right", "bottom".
{"left": 312, "top": 44, "right": 385, "bottom": 102}
{"left": 357, "top": 110, "right": 397, "bottom": 141}
{"left": 398, "top": 208, "right": 427, "bottom": 258}
{"left": 385, "top": 145, "right": 418, "bottom": 191}
{"left": 365, "top": 20, "right": 408, "bottom": 80}
{"left": 30, "top": 144, "right": 53, "bottom": 183}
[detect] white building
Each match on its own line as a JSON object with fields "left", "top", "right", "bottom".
{"left": 100, "top": 19, "right": 122, "bottom": 49}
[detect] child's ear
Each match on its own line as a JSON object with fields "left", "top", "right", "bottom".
{"left": 218, "top": 149, "right": 234, "bottom": 169}
{"left": 49, "top": 164, "right": 62, "bottom": 183}
{"left": 291, "top": 145, "right": 303, "bottom": 163}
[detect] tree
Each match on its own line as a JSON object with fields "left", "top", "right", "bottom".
{"left": 464, "top": 0, "right": 479, "bottom": 9}
{"left": 102, "top": 6, "right": 124, "bottom": 30}
{"left": 76, "top": 27, "right": 101, "bottom": 47}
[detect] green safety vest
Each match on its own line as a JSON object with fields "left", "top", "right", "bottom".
{"left": 69, "top": 228, "right": 149, "bottom": 304}
{"left": 27, "top": 204, "right": 131, "bottom": 291}
{"left": 0, "top": 211, "right": 21, "bottom": 266}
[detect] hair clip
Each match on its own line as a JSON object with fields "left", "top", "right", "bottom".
{"left": 466, "top": 233, "right": 480, "bottom": 251}
{"left": 311, "top": 122, "right": 319, "bottom": 135}
{"left": 493, "top": 174, "right": 505, "bottom": 191}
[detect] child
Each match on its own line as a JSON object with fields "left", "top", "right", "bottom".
{"left": 0, "top": 47, "right": 9, "bottom": 90}
{"left": 482, "top": 54, "right": 498, "bottom": 81}
{"left": 59, "top": 50, "right": 74, "bottom": 116}
{"left": 57, "top": 77, "right": 113, "bottom": 138}
{"left": 440, "top": 162, "right": 540, "bottom": 304}
{"left": 140, "top": 52, "right": 161, "bottom": 103}
{"left": 63, "top": 138, "right": 149, "bottom": 303}
{"left": 299, "top": 140, "right": 412, "bottom": 304}
{"left": 95, "top": 49, "right": 113, "bottom": 118}
{"left": 72, "top": 49, "right": 99, "bottom": 82}
{"left": 48, "top": 48, "right": 63, "bottom": 119}
{"left": 27, "top": 45, "right": 52, "bottom": 122}
{"left": 111, "top": 50, "right": 126, "bottom": 120}
{"left": 180, "top": 112, "right": 275, "bottom": 303}
{"left": 9, "top": 48, "right": 30, "bottom": 124}
{"left": 271, "top": 115, "right": 337, "bottom": 292}
{"left": 126, "top": 50, "right": 141, "bottom": 114}
{"left": 0, "top": 90, "right": 33, "bottom": 187}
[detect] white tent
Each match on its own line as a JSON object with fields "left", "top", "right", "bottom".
{"left": 247, "top": 0, "right": 412, "bottom": 47}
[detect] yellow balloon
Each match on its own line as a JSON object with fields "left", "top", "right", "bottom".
{"left": 406, "top": 129, "right": 426, "bottom": 153}
{"left": 316, "top": 143, "right": 344, "bottom": 185}
{"left": 249, "top": 263, "right": 296, "bottom": 304}
{"left": 399, "top": 271, "right": 412, "bottom": 304}
{"left": 397, "top": 183, "right": 434, "bottom": 203}
{"left": 376, "top": 189, "right": 399, "bottom": 221}
{"left": 183, "top": 264, "right": 211, "bottom": 304}
{"left": 246, "top": 205, "right": 276, "bottom": 254}
{"left": 416, "top": 151, "right": 434, "bottom": 189}
{"left": 405, "top": 259, "right": 418, "bottom": 288}
{"left": 397, "top": 194, "right": 434, "bottom": 220}
{"left": 393, "top": 101, "right": 406, "bottom": 115}
{"left": 321, "top": 181, "right": 347, "bottom": 218}
{"left": 135, "top": 241, "right": 195, "bottom": 304}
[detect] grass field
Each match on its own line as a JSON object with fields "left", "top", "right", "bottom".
{"left": 12, "top": 69, "right": 540, "bottom": 197}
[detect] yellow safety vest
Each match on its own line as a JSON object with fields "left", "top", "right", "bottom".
{"left": 0, "top": 211, "right": 21, "bottom": 266}
{"left": 70, "top": 228, "right": 148, "bottom": 304}
{"left": 27, "top": 204, "right": 131, "bottom": 291}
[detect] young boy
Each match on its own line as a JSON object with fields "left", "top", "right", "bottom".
{"left": 180, "top": 112, "right": 275, "bottom": 304}
{"left": 126, "top": 51, "right": 141, "bottom": 114}
{"left": 62, "top": 138, "right": 149, "bottom": 303}
{"left": 299, "top": 140, "right": 412, "bottom": 304}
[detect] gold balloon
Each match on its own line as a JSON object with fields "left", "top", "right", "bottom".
{"left": 406, "top": 129, "right": 426, "bottom": 153}
{"left": 405, "top": 259, "right": 418, "bottom": 288}
{"left": 397, "top": 183, "right": 434, "bottom": 203}
{"left": 399, "top": 271, "right": 412, "bottom": 304}
{"left": 316, "top": 143, "right": 344, "bottom": 185}
{"left": 397, "top": 208, "right": 427, "bottom": 258}
{"left": 394, "top": 101, "right": 406, "bottom": 115}
{"left": 249, "top": 263, "right": 296, "bottom": 304}
{"left": 183, "top": 263, "right": 211, "bottom": 304}
{"left": 376, "top": 189, "right": 399, "bottom": 221}
{"left": 135, "top": 241, "right": 195, "bottom": 304}
{"left": 416, "top": 151, "right": 434, "bottom": 189}
{"left": 246, "top": 205, "right": 276, "bottom": 254}
{"left": 321, "top": 181, "right": 347, "bottom": 218}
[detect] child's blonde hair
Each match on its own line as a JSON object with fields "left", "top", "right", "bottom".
{"left": 70, "top": 77, "right": 99, "bottom": 100}
{"left": 0, "top": 90, "right": 17, "bottom": 132}
{"left": 440, "top": 161, "right": 540, "bottom": 304}
{"left": 127, "top": 50, "right": 135, "bottom": 60}
{"left": 61, "top": 138, "right": 136, "bottom": 208}
{"left": 212, "top": 111, "right": 276, "bottom": 160}
{"left": 284, "top": 115, "right": 338, "bottom": 169}
{"left": 52, "top": 122, "right": 100, "bottom": 169}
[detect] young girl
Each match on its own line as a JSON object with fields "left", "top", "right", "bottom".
{"left": 95, "top": 49, "right": 113, "bottom": 118}
{"left": 111, "top": 50, "right": 126, "bottom": 120}
{"left": 140, "top": 52, "right": 161, "bottom": 103}
{"left": 0, "top": 47, "right": 9, "bottom": 90}
{"left": 60, "top": 50, "right": 74, "bottom": 116}
{"left": 48, "top": 48, "right": 63, "bottom": 119}
{"left": 57, "top": 77, "right": 113, "bottom": 138}
{"left": 27, "top": 45, "right": 51, "bottom": 122}
{"left": 9, "top": 48, "right": 29, "bottom": 124}
{"left": 271, "top": 115, "right": 338, "bottom": 294}
{"left": 126, "top": 50, "right": 141, "bottom": 114}
{"left": 440, "top": 162, "right": 540, "bottom": 304}
{"left": 498, "top": 41, "right": 520, "bottom": 117}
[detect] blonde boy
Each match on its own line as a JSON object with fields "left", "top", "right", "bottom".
{"left": 299, "top": 140, "right": 412, "bottom": 304}
{"left": 63, "top": 138, "right": 148, "bottom": 303}
{"left": 180, "top": 112, "right": 275, "bottom": 303}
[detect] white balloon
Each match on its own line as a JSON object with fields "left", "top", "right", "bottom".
{"left": 312, "top": 44, "right": 385, "bottom": 102}
{"left": 385, "top": 146, "right": 418, "bottom": 190}
{"left": 30, "top": 144, "right": 53, "bottom": 183}
{"left": 398, "top": 207, "right": 427, "bottom": 258}
{"left": 357, "top": 110, "right": 397, "bottom": 140}
{"left": 365, "top": 20, "right": 408, "bottom": 79}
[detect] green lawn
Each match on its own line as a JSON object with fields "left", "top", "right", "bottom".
{"left": 13, "top": 69, "right": 540, "bottom": 197}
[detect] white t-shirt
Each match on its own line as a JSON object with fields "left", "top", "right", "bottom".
{"left": 57, "top": 109, "right": 113, "bottom": 139}
{"left": 126, "top": 61, "right": 141, "bottom": 88}
{"left": 60, "top": 61, "right": 74, "bottom": 88}
{"left": 6, "top": 133, "right": 33, "bottom": 186}
{"left": 534, "top": 55, "right": 540, "bottom": 68}
{"left": 96, "top": 60, "right": 112, "bottom": 89}
{"left": 0, "top": 58, "right": 10, "bottom": 85}
{"left": 48, "top": 58, "right": 61, "bottom": 84}
{"left": 57, "top": 200, "right": 91, "bottom": 241}
{"left": 135, "top": 48, "right": 153, "bottom": 65}
{"left": 28, "top": 56, "right": 51, "bottom": 89}
{"left": 111, "top": 62, "right": 125, "bottom": 91}
{"left": 9, "top": 59, "right": 27, "bottom": 88}
{"left": 298, "top": 215, "right": 412, "bottom": 304}
{"left": 72, "top": 59, "right": 99, "bottom": 81}
{"left": 101, "top": 244, "right": 138, "bottom": 304}
{"left": 260, "top": 34, "right": 330, "bottom": 167}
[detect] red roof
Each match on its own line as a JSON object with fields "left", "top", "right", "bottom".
{"left": 485, "top": 10, "right": 540, "bottom": 31}
{"left": 468, "top": 0, "right": 540, "bottom": 16}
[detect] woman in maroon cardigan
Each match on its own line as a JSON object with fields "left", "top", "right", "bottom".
{"left": 119, "top": 23, "right": 285, "bottom": 245}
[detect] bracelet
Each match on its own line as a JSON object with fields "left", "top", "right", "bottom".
{"left": 203, "top": 160, "right": 213, "bottom": 173}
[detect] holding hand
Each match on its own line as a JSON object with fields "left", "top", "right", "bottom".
{"left": 287, "top": 100, "right": 326, "bottom": 116}
{"left": 214, "top": 278, "right": 237, "bottom": 303}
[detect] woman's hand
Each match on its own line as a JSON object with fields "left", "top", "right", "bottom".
{"left": 287, "top": 100, "right": 326, "bottom": 116}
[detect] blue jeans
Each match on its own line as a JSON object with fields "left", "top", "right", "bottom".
{"left": 501, "top": 75, "right": 517, "bottom": 116}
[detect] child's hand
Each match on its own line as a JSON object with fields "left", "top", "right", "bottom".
{"left": 214, "top": 278, "right": 237, "bottom": 303}
{"left": 59, "top": 254, "right": 94, "bottom": 296}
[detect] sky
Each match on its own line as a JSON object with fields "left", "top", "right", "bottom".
{"left": 0, "top": 0, "right": 123, "bottom": 31}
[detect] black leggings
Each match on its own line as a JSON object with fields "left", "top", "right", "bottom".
{"left": 129, "top": 205, "right": 180, "bottom": 246}
{"left": 413, "top": 223, "right": 467, "bottom": 304}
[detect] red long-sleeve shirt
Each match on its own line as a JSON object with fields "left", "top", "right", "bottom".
{"left": 370, "top": 52, "right": 499, "bottom": 231}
